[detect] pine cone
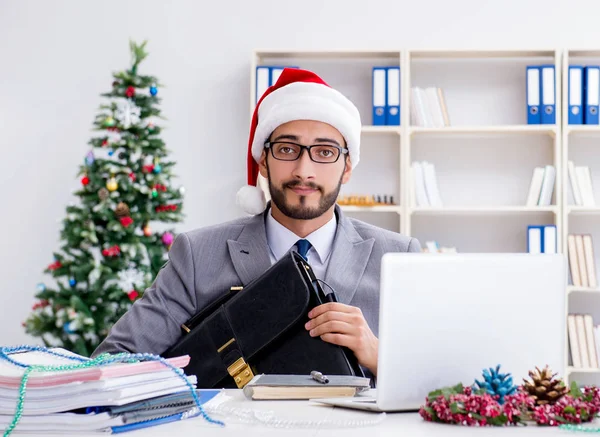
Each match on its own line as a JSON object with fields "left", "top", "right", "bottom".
{"left": 114, "top": 202, "right": 130, "bottom": 218}
{"left": 522, "top": 366, "right": 568, "bottom": 406}
{"left": 98, "top": 188, "right": 109, "bottom": 201}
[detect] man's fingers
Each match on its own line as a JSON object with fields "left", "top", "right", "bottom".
{"left": 319, "top": 333, "right": 353, "bottom": 348}
{"left": 308, "top": 302, "right": 359, "bottom": 318}
{"left": 305, "top": 311, "right": 354, "bottom": 330}
{"left": 308, "top": 320, "right": 353, "bottom": 337}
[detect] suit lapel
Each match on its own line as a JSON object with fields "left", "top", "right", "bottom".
{"left": 324, "top": 206, "right": 375, "bottom": 304}
{"left": 227, "top": 211, "right": 272, "bottom": 285}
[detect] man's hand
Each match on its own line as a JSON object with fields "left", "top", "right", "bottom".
{"left": 305, "top": 303, "right": 379, "bottom": 376}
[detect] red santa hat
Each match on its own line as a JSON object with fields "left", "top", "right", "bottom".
{"left": 236, "top": 68, "right": 362, "bottom": 215}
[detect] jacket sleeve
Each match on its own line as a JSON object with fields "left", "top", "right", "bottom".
{"left": 407, "top": 236, "right": 422, "bottom": 253}
{"left": 91, "top": 233, "right": 197, "bottom": 357}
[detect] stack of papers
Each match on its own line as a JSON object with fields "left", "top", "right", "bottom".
{"left": 0, "top": 348, "right": 221, "bottom": 434}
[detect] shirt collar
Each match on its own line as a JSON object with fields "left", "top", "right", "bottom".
{"left": 265, "top": 208, "right": 337, "bottom": 263}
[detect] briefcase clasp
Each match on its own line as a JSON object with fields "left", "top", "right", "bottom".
{"left": 227, "top": 357, "right": 255, "bottom": 388}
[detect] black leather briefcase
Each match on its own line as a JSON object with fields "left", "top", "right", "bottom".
{"left": 163, "top": 251, "right": 364, "bottom": 389}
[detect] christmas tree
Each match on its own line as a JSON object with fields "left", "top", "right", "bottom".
{"left": 23, "top": 41, "right": 184, "bottom": 356}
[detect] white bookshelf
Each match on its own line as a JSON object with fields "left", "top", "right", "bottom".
{"left": 562, "top": 50, "right": 600, "bottom": 385}
{"left": 252, "top": 48, "right": 600, "bottom": 383}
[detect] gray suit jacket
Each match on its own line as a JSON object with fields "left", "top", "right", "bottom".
{"left": 92, "top": 205, "right": 421, "bottom": 358}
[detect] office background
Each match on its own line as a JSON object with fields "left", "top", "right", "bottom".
{"left": 0, "top": 0, "right": 597, "bottom": 346}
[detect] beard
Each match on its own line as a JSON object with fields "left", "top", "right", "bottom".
{"left": 267, "top": 163, "right": 343, "bottom": 220}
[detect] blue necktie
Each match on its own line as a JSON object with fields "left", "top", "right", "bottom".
{"left": 296, "top": 239, "right": 312, "bottom": 261}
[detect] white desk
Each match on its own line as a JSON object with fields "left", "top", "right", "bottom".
{"left": 13, "top": 389, "right": 600, "bottom": 436}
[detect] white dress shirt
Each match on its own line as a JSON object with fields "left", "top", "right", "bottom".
{"left": 265, "top": 208, "right": 337, "bottom": 280}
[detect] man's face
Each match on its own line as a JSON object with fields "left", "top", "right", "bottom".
{"left": 258, "top": 120, "right": 352, "bottom": 220}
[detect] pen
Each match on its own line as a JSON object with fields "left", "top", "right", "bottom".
{"left": 311, "top": 370, "right": 329, "bottom": 384}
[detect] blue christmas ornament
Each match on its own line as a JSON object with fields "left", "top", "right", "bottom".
{"left": 69, "top": 278, "right": 76, "bottom": 287}
{"left": 85, "top": 151, "right": 95, "bottom": 166}
{"left": 153, "top": 164, "right": 162, "bottom": 174}
{"left": 150, "top": 85, "right": 158, "bottom": 96}
{"left": 63, "top": 322, "right": 75, "bottom": 334}
{"left": 473, "top": 365, "right": 517, "bottom": 405}
{"left": 36, "top": 283, "right": 46, "bottom": 292}
{"left": 108, "top": 149, "right": 114, "bottom": 157}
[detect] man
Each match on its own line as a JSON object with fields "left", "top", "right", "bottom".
{"left": 92, "top": 68, "right": 421, "bottom": 379}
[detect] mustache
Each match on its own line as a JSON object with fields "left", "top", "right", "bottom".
{"left": 283, "top": 180, "right": 322, "bottom": 191}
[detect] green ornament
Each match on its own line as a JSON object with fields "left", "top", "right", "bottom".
{"left": 103, "top": 116, "right": 116, "bottom": 127}
{"left": 152, "top": 188, "right": 158, "bottom": 198}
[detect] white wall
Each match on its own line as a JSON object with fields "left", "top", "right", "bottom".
{"left": 0, "top": 0, "right": 598, "bottom": 346}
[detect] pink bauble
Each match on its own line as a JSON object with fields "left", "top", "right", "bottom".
{"left": 162, "top": 232, "right": 174, "bottom": 246}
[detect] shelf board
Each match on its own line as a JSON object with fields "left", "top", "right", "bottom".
{"left": 567, "top": 206, "right": 600, "bottom": 214}
{"left": 339, "top": 205, "right": 401, "bottom": 213}
{"left": 409, "top": 125, "right": 557, "bottom": 136}
{"left": 409, "top": 49, "right": 557, "bottom": 59}
{"left": 410, "top": 206, "right": 558, "bottom": 215}
{"left": 568, "top": 286, "right": 600, "bottom": 295}
{"left": 566, "top": 125, "right": 600, "bottom": 135}
{"left": 567, "top": 366, "right": 600, "bottom": 374}
{"left": 254, "top": 49, "right": 401, "bottom": 60}
{"left": 361, "top": 125, "right": 401, "bottom": 134}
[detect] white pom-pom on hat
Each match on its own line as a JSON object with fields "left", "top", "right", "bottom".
{"left": 236, "top": 68, "right": 362, "bottom": 215}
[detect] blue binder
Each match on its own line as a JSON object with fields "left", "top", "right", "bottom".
{"left": 386, "top": 67, "right": 400, "bottom": 125}
{"left": 255, "top": 66, "right": 270, "bottom": 104}
{"left": 568, "top": 66, "right": 584, "bottom": 124}
{"left": 372, "top": 66, "right": 387, "bottom": 125}
{"left": 584, "top": 66, "right": 600, "bottom": 124}
{"left": 527, "top": 225, "right": 543, "bottom": 254}
{"left": 540, "top": 65, "right": 556, "bottom": 124}
{"left": 526, "top": 66, "right": 541, "bottom": 124}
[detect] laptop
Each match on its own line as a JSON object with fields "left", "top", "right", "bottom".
{"left": 313, "top": 253, "right": 566, "bottom": 412}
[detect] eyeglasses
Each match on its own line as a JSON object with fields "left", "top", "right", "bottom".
{"left": 264, "top": 141, "right": 348, "bottom": 164}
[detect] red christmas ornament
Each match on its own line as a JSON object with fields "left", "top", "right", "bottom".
{"left": 142, "top": 164, "right": 155, "bottom": 173}
{"left": 128, "top": 172, "right": 136, "bottom": 182}
{"left": 125, "top": 86, "right": 135, "bottom": 98}
{"left": 47, "top": 261, "right": 62, "bottom": 271}
{"left": 156, "top": 204, "right": 178, "bottom": 213}
{"left": 127, "top": 290, "right": 139, "bottom": 301}
{"left": 81, "top": 176, "right": 90, "bottom": 186}
{"left": 154, "top": 183, "right": 167, "bottom": 192}
{"left": 102, "top": 245, "right": 121, "bottom": 257}
{"left": 101, "top": 139, "right": 108, "bottom": 147}
{"left": 119, "top": 216, "right": 133, "bottom": 227}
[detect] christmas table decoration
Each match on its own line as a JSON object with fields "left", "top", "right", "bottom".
{"left": 419, "top": 364, "right": 600, "bottom": 429}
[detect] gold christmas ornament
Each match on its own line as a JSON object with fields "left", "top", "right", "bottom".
{"left": 143, "top": 225, "right": 152, "bottom": 237}
{"left": 114, "top": 202, "right": 130, "bottom": 218}
{"left": 98, "top": 187, "right": 109, "bottom": 201}
{"left": 106, "top": 176, "right": 118, "bottom": 192}
{"left": 522, "top": 366, "right": 568, "bottom": 406}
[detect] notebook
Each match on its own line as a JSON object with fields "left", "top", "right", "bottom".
{"left": 242, "top": 374, "right": 370, "bottom": 400}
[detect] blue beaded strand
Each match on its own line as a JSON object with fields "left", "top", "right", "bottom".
{"left": 0, "top": 345, "right": 224, "bottom": 437}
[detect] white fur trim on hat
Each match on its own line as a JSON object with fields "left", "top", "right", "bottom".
{"left": 251, "top": 82, "right": 361, "bottom": 168}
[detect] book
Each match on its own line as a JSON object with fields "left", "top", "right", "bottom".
{"left": 242, "top": 374, "right": 370, "bottom": 400}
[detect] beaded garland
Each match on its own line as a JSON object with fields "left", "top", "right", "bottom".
{"left": 0, "top": 345, "right": 224, "bottom": 437}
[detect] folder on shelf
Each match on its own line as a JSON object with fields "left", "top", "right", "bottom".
{"left": 568, "top": 160, "right": 584, "bottom": 206}
{"left": 540, "top": 65, "right": 556, "bottom": 124}
{"left": 526, "top": 66, "right": 541, "bottom": 124}
{"left": 569, "top": 66, "right": 584, "bottom": 125}
{"left": 525, "top": 167, "right": 545, "bottom": 207}
{"left": 543, "top": 225, "right": 557, "bottom": 254}
{"left": 537, "top": 165, "right": 556, "bottom": 206}
{"left": 256, "top": 66, "right": 270, "bottom": 104}
{"left": 372, "top": 66, "right": 387, "bottom": 125}
{"left": 584, "top": 66, "right": 600, "bottom": 124}
{"left": 527, "top": 225, "right": 542, "bottom": 254}
{"left": 386, "top": 66, "right": 400, "bottom": 125}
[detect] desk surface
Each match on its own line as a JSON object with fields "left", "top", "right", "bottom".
{"left": 12, "top": 389, "right": 600, "bottom": 436}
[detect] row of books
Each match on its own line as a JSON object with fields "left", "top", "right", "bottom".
{"left": 0, "top": 348, "right": 220, "bottom": 433}
{"left": 567, "top": 66, "right": 600, "bottom": 125}
{"left": 527, "top": 225, "right": 557, "bottom": 254}
{"left": 410, "top": 161, "right": 443, "bottom": 207}
{"left": 422, "top": 240, "right": 458, "bottom": 253}
{"left": 525, "top": 165, "right": 556, "bottom": 207}
{"left": 568, "top": 233, "right": 598, "bottom": 288}
{"left": 526, "top": 65, "right": 556, "bottom": 125}
{"left": 410, "top": 87, "right": 451, "bottom": 127}
{"left": 568, "top": 314, "right": 600, "bottom": 368}
{"left": 567, "top": 161, "right": 596, "bottom": 207}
